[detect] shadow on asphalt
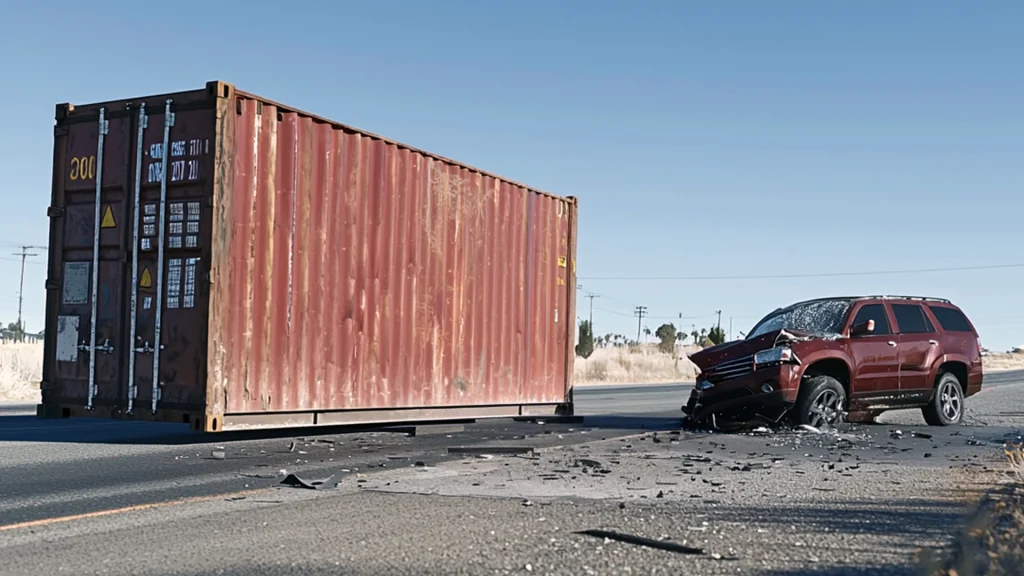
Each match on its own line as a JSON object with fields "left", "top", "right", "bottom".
{"left": 131, "top": 496, "right": 964, "bottom": 576}
{"left": 0, "top": 411, "right": 684, "bottom": 446}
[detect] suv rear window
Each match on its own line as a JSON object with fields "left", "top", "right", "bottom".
{"left": 927, "top": 305, "right": 974, "bottom": 333}
{"left": 891, "top": 303, "right": 935, "bottom": 334}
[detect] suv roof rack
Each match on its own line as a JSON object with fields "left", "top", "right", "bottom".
{"left": 858, "top": 295, "right": 953, "bottom": 304}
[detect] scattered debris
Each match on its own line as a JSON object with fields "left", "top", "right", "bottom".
{"left": 799, "top": 424, "right": 823, "bottom": 434}
{"left": 576, "top": 529, "right": 704, "bottom": 555}
{"left": 210, "top": 450, "right": 226, "bottom": 460}
{"left": 447, "top": 446, "right": 535, "bottom": 456}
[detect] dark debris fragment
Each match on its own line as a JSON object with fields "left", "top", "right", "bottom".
{"left": 280, "top": 473, "right": 338, "bottom": 490}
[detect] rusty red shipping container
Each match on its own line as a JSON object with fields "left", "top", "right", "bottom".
{"left": 40, "top": 81, "right": 578, "bottom": 432}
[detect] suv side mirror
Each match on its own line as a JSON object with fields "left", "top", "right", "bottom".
{"left": 850, "top": 319, "right": 875, "bottom": 337}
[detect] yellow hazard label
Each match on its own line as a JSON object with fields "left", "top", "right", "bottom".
{"left": 100, "top": 205, "right": 116, "bottom": 228}
{"left": 557, "top": 256, "right": 567, "bottom": 268}
{"left": 140, "top": 266, "right": 153, "bottom": 289}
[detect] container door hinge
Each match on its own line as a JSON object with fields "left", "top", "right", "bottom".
{"left": 45, "top": 279, "right": 60, "bottom": 291}
{"left": 47, "top": 206, "right": 65, "bottom": 218}
{"left": 99, "top": 119, "right": 109, "bottom": 135}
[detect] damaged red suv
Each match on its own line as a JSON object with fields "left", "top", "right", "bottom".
{"left": 683, "top": 296, "right": 983, "bottom": 429}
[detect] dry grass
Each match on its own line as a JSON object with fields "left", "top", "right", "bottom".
{"left": 574, "top": 344, "right": 700, "bottom": 385}
{"left": 575, "top": 346, "right": 1024, "bottom": 387}
{"left": 981, "top": 351, "right": 1024, "bottom": 373}
{"left": 0, "top": 342, "right": 43, "bottom": 401}
{"left": 917, "top": 443, "right": 1024, "bottom": 576}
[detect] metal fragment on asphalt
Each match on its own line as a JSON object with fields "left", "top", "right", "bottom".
{"left": 447, "top": 446, "right": 535, "bottom": 455}
{"left": 576, "top": 529, "right": 704, "bottom": 555}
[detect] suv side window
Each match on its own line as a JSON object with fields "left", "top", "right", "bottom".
{"left": 891, "top": 303, "right": 935, "bottom": 334}
{"left": 927, "top": 305, "right": 974, "bottom": 332}
{"left": 850, "top": 304, "right": 891, "bottom": 336}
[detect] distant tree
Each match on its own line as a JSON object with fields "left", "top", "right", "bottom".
{"left": 708, "top": 325, "right": 726, "bottom": 345}
{"left": 676, "top": 331, "right": 688, "bottom": 344}
{"left": 5, "top": 322, "right": 24, "bottom": 342}
{"left": 575, "top": 320, "right": 595, "bottom": 358}
{"left": 654, "top": 323, "right": 677, "bottom": 354}
{"left": 643, "top": 327, "right": 652, "bottom": 342}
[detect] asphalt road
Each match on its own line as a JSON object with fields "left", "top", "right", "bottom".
{"left": 1, "top": 371, "right": 1021, "bottom": 575}
{"left": 0, "top": 383, "right": 690, "bottom": 529}
{"left": 1, "top": 372, "right": 1021, "bottom": 528}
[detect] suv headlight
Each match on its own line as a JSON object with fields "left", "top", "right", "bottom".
{"left": 754, "top": 346, "right": 795, "bottom": 366}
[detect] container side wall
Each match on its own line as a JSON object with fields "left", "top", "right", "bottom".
{"left": 219, "top": 97, "right": 574, "bottom": 414}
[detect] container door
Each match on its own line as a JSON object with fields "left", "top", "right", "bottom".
{"left": 48, "top": 98, "right": 211, "bottom": 417}
{"left": 51, "top": 108, "right": 131, "bottom": 410}
{"left": 123, "top": 101, "right": 212, "bottom": 415}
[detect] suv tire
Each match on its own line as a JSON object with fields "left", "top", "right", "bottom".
{"left": 922, "top": 372, "right": 964, "bottom": 426}
{"left": 794, "top": 375, "right": 847, "bottom": 429}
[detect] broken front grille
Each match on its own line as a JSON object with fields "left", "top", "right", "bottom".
{"left": 705, "top": 354, "right": 754, "bottom": 384}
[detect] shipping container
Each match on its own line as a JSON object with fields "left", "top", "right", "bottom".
{"left": 40, "top": 81, "right": 578, "bottom": 432}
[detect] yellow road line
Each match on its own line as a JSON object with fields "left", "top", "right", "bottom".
{"left": 0, "top": 488, "right": 270, "bottom": 533}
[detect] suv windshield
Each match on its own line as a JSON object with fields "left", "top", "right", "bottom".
{"left": 747, "top": 298, "right": 853, "bottom": 340}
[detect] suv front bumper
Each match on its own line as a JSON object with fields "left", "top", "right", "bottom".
{"left": 683, "top": 364, "right": 802, "bottom": 426}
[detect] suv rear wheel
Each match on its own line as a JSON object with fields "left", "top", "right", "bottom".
{"left": 794, "top": 375, "right": 847, "bottom": 429}
{"left": 922, "top": 372, "right": 964, "bottom": 426}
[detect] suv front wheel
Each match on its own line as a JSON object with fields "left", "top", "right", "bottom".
{"left": 922, "top": 372, "right": 964, "bottom": 426}
{"left": 794, "top": 375, "right": 847, "bottom": 429}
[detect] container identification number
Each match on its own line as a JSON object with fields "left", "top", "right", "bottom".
{"left": 147, "top": 139, "right": 204, "bottom": 184}
{"left": 69, "top": 155, "right": 97, "bottom": 181}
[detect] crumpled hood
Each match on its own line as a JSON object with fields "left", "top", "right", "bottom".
{"left": 687, "top": 329, "right": 818, "bottom": 371}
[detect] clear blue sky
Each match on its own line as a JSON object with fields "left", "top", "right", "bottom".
{"left": 1, "top": 0, "right": 1021, "bottom": 349}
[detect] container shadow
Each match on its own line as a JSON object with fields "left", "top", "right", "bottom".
{"left": 0, "top": 410, "right": 683, "bottom": 447}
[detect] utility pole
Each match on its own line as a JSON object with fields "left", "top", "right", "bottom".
{"left": 584, "top": 292, "right": 600, "bottom": 328}
{"left": 634, "top": 306, "right": 648, "bottom": 343}
{"left": 716, "top": 310, "right": 722, "bottom": 331}
{"left": 12, "top": 245, "right": 43, "bottom": 342}
{"left": 729, "top": 317, "right": 733, "bottom": 341}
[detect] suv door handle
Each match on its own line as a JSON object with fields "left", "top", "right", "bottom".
{"left": 928, "top": 339, "right": 938, "bottom": 345}
{"left": 887, "top": 341, "right": 897, "bottom": 347}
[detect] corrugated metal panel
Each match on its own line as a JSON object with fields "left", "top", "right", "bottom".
{"left": 42, "top": 81, "right": 577, "bottom": 430}
{"left": 213, "top": 95, "right": 576, "bottom": 414}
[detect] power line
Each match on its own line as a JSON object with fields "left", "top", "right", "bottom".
{"left": 579, "top": 262, "right": 1024, "bottom": 281}
{"left": 0, "top": 256, "right": 44, "bottom": 266}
